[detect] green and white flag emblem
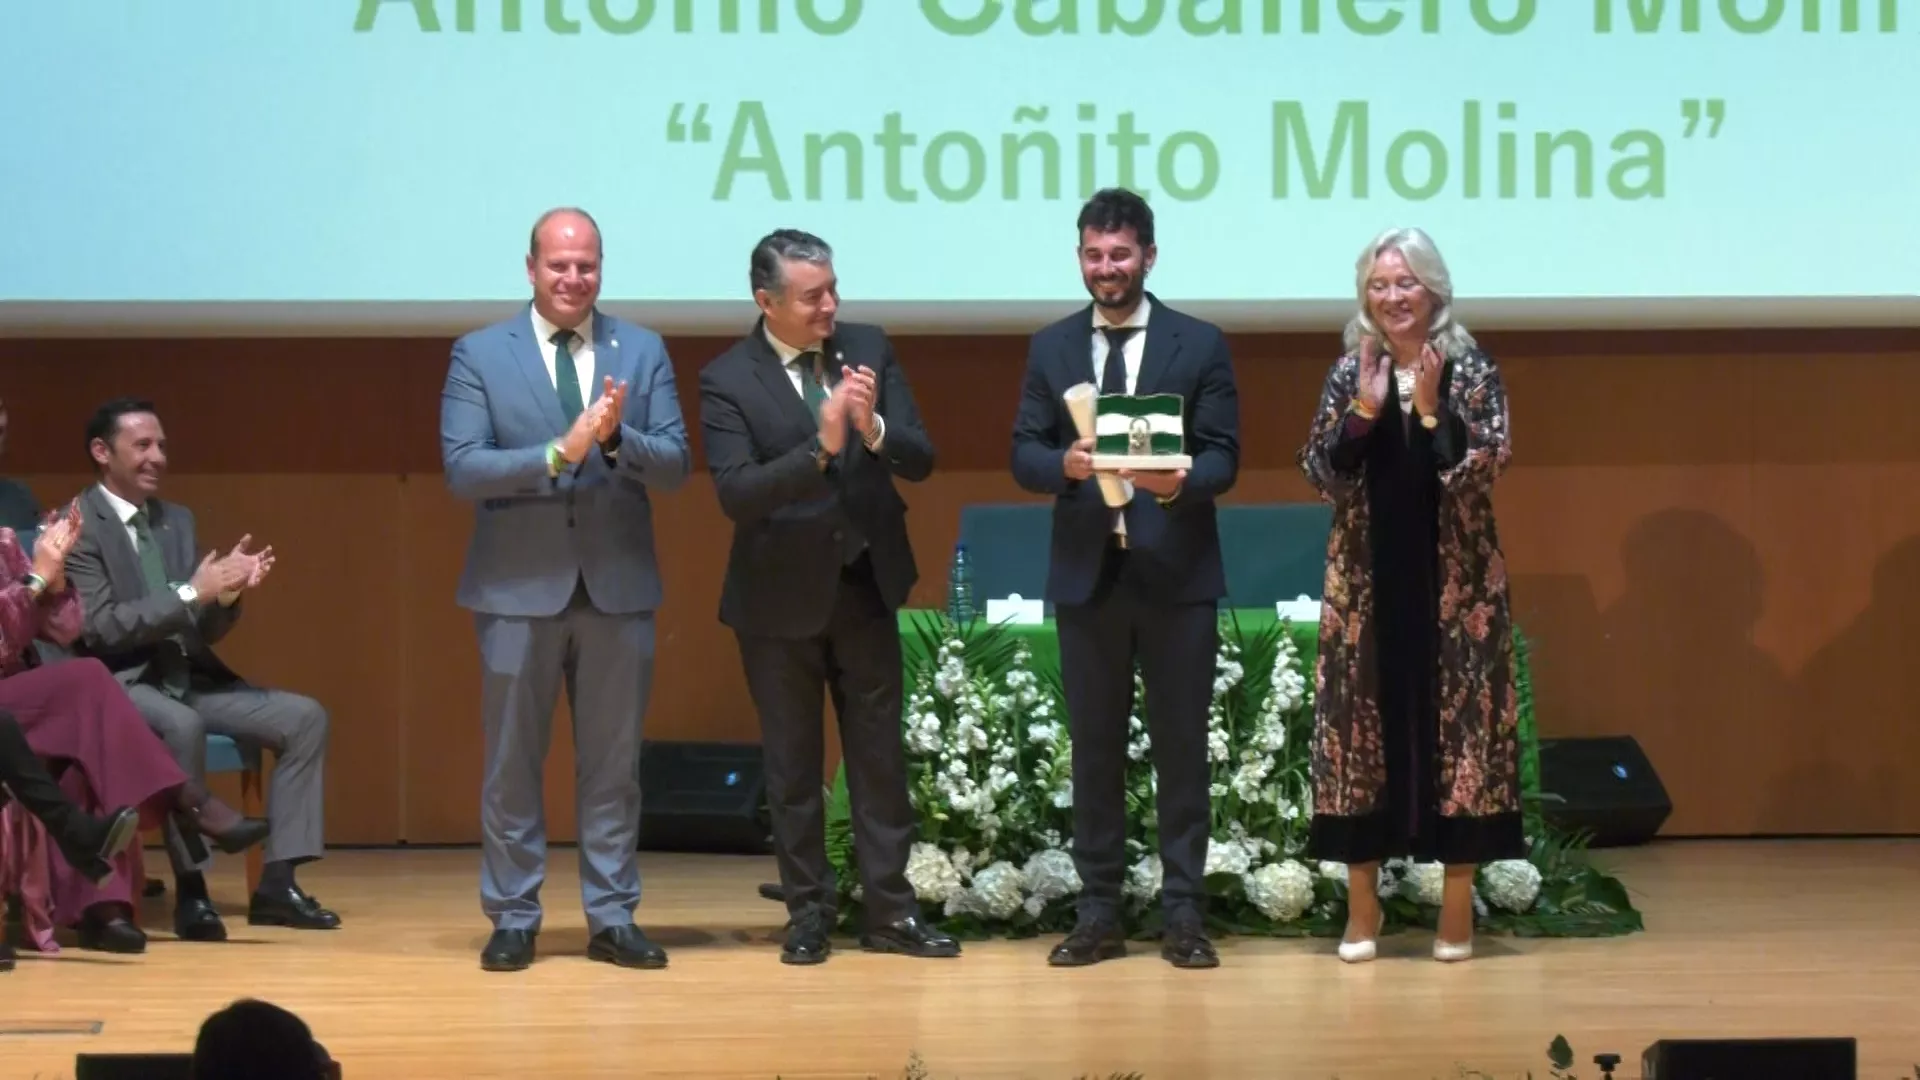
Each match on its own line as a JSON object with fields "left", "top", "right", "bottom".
{"left": 1095, "top": 393, "right": 1185, "bottom": 456}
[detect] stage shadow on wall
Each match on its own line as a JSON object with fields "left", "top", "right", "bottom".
{"left": 1771, "top": 536, "right": 1920, "bottom": 834}
{"left": 1527, "top": 509, "right": 1793, "bottom": 836}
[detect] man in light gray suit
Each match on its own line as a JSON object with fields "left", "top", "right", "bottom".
{"left": 441, "top": 207, "right": 691, "bottom": 972}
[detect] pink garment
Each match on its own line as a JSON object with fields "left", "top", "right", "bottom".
{"left": 0, "top": 801, "right": 58, "bottom": 952}
{"left": 0, "top": 524, "right": 186, "bottom": 946}
{"left": 0, "top": 525, "right": 83, "bottom": 678}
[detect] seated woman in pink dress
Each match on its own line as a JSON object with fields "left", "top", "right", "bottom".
{"left": 0, "top": 712, "right": 142, "bottom": 972}
{"left": 0, "top": 503, "right": 268, "bottom": 956}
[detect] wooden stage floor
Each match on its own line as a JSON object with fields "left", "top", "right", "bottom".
{"left": 4, "top": 840, "right": 1917, "bottom": 1078}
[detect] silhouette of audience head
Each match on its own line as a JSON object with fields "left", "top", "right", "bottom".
{"left": 192, "top": 999, "right": 339, "bottom": 1080}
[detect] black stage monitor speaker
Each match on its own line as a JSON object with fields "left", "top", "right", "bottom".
{"left": 75, "top": 1053, "right": 194, "bottom": 1080}
{"left": 636, "top": 740, "right": 771, "bottom": 855}
{"left": 1642, "top": 1036, "right": 1856, "bottom": 1078}
{"left": 1537, "top": 735, "right": 1671, "bottom": 847}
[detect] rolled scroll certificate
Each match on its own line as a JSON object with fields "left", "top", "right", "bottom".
{"left": 1064, "top": 382, "right": 1130, "bottom": 508}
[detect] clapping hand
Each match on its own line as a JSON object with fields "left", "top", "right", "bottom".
{"left": 591, "top": 375, "right": 629, "bottom": 446}
{"left": 1356, "top": 337, "right": 1389, "bottom": 414}
{"left": 190, "top": 546, "right": 253, "bottom": 600}
{"left": 817, "top": 379, "right": 850, "bottom": 455}
{"left": 839, "top": 364, "right": 877, "bottom": 440}
{"left": 29, "top": 501, "right": 83, "bottom": 589}
{"left": 227, "top": 534, "right": 275, "bottom": 591}
{"left": 1411, "top": 341, "right": 1444, "bottom": 417}
{"left": 558, "top": 398, "right": 608, "bottom": 464}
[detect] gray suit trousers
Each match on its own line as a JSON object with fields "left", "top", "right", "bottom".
{"left": 127, "top": 681, "right": 330, "bottom": 874}
{"left": 476, "top": 583, "right": 654, "bottom": 935}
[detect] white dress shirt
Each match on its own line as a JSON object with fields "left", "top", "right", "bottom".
{"left": 530, "top": 306, "right": 596, "bottom": 396}
{"left": 763, "top": 326, "right": 885, "bottom": 450}
{"left": 1090, "top": 297, "right": 1152, "bottom": 536}
{"left": 97, "top": 482, "right": 144, "bottom": 551}
{"left": 97, "top": 483, "right": 237, "bottom": 605}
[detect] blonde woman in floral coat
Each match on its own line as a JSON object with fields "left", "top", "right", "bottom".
{"left": 1297, "top": 227, "right": 1524, "bottom": 964}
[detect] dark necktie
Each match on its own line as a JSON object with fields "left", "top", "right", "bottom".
{"left": 793, "top": 351, "right": 827, "bottom": 417}
{"left": 130, "top": 510, "right": 191, "bottom": 698}
{"left": 552, "top": 329, "right": 585, "bottom": 422}
{"left": 1100, "top": 327, "right": 1137, "bottom": 394}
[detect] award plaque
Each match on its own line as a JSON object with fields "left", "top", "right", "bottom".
{"left": 1088, "top": 391, "right": 1191, "bottom": 471}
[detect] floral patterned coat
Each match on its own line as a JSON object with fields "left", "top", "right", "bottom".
{"left": 1295, "top": 349, "right": 1522, "bottom": 825}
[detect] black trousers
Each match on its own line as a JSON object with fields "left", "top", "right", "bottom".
{"left": 1055, "top": 546, "right": 1217, "bottom": 920}
{"left": 0, "top": 712, "right": 86, "bottom": 849}
{"left": 734, "top": 556, "right": 917, "bottom": 927}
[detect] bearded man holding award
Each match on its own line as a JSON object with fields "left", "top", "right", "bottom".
{"left": 1009, "top": 188, "right": 1242, "bottom": 969}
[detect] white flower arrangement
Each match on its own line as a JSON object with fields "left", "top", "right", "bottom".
{"left": 1481, "top": 858, "right": 1544, "bottom": 913}
{"left": 822, "top": 612, "right": 1640, "bottom": 940}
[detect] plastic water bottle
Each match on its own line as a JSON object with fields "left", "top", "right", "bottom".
{"left": 947, "top": 543, "right": 975, "bottom": 627}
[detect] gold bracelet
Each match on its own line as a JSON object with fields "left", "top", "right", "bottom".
{"left": 1349, "top": 398, "right": 1378, "bottom": 421}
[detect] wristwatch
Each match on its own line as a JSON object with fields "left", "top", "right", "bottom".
{"left": 1420, "top": 413, "right": 1439, "bottom": 430}
{"left": 812, "top": 435, "right": 833, "bottom": 470}
{"left": 175, "top": 583, "right": 200, "bottom": 605}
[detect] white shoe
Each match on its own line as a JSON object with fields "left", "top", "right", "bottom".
{"left": 1433, "top": 937, "right": 1473, "bottom": 963}
{"left": 1338, "top": 912, "right": 1384, "bottom": 963}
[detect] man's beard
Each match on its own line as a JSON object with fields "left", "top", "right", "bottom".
{"left": 1088, "top": 275, "right": 1143, "bottom": 311}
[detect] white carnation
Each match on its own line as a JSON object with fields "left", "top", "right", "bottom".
{"left": 1481, "top": 859, "right": 1543, "bottom": 913}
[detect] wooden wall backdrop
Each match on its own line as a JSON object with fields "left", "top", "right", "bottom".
{"left": 2, "top": 325, "right": 1917, "bottom": 844}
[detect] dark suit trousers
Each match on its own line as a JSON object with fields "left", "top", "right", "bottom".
{"left": 1055, "top": 545, "right": 1217, "bottom": 920}
{"left": 734, "top": 556, "right": 917, "bottom": 927}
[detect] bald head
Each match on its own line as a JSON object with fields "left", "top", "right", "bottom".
{"left": 528, "top": 207, "right": 602, "bottom": 261}
{"left": 525, "top": 207, "right": 602, "bottom": 329}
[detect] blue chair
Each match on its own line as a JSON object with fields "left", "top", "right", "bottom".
{"left": 204, "top": 735, "right": 266, "bottom": 894}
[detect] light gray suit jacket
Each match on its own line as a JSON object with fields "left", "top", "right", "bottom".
{"left": 62, "top": 486, "right": 243, "bottom": 687}
{"left": 440, "top": 305, "right": 691, "bottom": 619}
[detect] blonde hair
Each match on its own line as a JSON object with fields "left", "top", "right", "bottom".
{"left": 1341, "top": 226, "right": 1477, "bottom": 362}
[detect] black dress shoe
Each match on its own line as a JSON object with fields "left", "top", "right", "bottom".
{"left": 481, "top": 929, "right": 536, "bottom": 972}
{"left": 1047, "top": 919, "right": 1127, "bottom": 967}
{"left": 55, "top": 806, "right": 140, "bottom": 886}
{"left": 1161, "top": 916, "right": 1219, "bottom": 969}
{"left": 780, "top": 911, "right": 832, "bottom": 965}
{"left": 861, "top": 915, "right": 961, "bottom": 958}
{"left": 1, "top": 941, "right": 15, "bottom": 972}
{"left": 587, "top": 925, "right": 667, "bottom": 969}
{"left": 248, "top": 885, "right": 341, "bottom": 930}
{"left": 174, "top": 896, "right": 228, "bottom": 942}
{"left": 76, "top": 910, "right": 147, "bottom": 954}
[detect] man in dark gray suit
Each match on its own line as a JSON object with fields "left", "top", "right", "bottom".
{"left": 698, "top": 229, "right": 956, "bottom": 965}
{"left": 441, "top": 207, "right": 691, "bottom": 973}
{"left": 65, "top": 397, "right": 338, "bottom": 944}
